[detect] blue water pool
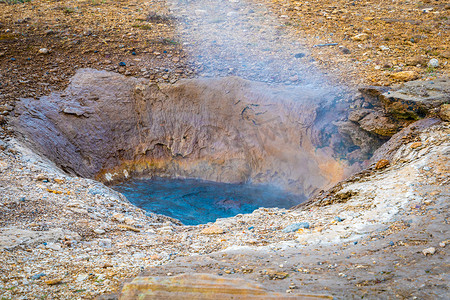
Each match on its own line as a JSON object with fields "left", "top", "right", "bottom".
{"left": 112, "top": 177, "right": 305, "bottom": 225}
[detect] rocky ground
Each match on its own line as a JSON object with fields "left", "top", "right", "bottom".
{"left": 0, "top": 0, "right": 449, "bottom": 299}
{"left": 258, "top": 0, "right": 450, "bottom": 86}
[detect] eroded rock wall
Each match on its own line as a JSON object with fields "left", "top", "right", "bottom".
{"left": 12, "top": 69, "right": 356, "bottom": 196}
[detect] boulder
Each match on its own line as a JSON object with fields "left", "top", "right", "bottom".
{"left": 119, "top": 274, "right": 331, "bottom": 299}
{"left": 357, "top": 111, "right": 402, "bottom": 137}
{"left": 438, "top": 104, "right": 450, "bottom": 121}
{"left": 369, "top": 118, "right": 441, "bottom": 165}
{"left": 380, "top": 76, "right": 450, "bottom": 120}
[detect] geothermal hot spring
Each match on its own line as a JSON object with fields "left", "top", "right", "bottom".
{"left": 10, "top": 0, "right": 380, "bottom": 226}
{"left": 112, "top": 178, "right": 302, "bottom": 225}
{"left": 12, "top": 71, "right": 371, "bottom": 226}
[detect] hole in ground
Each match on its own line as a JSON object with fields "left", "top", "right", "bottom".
{"left": 11, "top": 69, "right": 383, "bottom": 221}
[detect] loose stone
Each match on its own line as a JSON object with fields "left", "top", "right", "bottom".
{"left": 375, "top": 159, "right": 390, "bottom": 170}
{"left": 422, "top": 247, "right": 436, "bottom": 256}
{"left": 118, "top": 224, "right": 141, "bottom": 232}
{"left": 351, "top": 33, "right": 369, "bottom": 41}
{"left": 390, "top": 71, "right": 419, "bottom": 82}
{"left": 30, "top": 273, "right": 46, "bottom": 280}
{"left": 38, "top": 48, "right": 50, "bottom": 54}
{"left": 201, "top": 225, "right": 225, "bottom": 234}
{"left": 428, "top": 59, "right": 439, "bottom": 68}
{"left": 282, "top": 222, "right": 310, "bottom": 232}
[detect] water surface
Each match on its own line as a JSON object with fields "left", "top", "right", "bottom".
{"left": 112, "top": 177, "right": 305, "bottom": 225}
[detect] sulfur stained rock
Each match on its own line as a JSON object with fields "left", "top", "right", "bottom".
{"left": 351, "top": 33, "right": 369, "bottom": 41}
{"left": 262, "top": 269, "right": 289, "bottom": 280}
{"left": 390, "top": 71, "right": 419, "bottom": 82}
{"left": 410, "top": 142, "right": 422, "bottom": 149}
{"left": 369, "top": 118, "right": 441, "bottom": 165}
{"left": 45, "top": 278, "right": 63, "bottom": 285}
{"left": 357, "top": 111, "right": 401, "bottom": 137}
{"left": 201, "top": 225, "right": 225, "bottom": 235}
{"left": 119, "top": 274, "right": 324, "bottom": 299}
{"left": 439, "top": 104, "right": 450, "bottom": 121}
{"left": 0, "top": 160, "right": 8, "bottom": 172}
{"left": 375, "top": 159, "right": 390, "bottom": 170}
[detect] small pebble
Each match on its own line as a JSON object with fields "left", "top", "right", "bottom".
{"left": 94, "top": 228, "right": 105, "bottom": 234}
{"left": 38, "top": 48, "right": 50, "bottom": 54}
{"left": 282, "top": 222, "right": 310, "bottom": 232}
{"left": 98, "top": 239, "right": 112, "bottom": 248}
{"left": 45, "top": 278, "right": 62, "bottom": 285}
{"left": 31, "top": 273, "right": 46, "bottom": 280}
{"left": 77, "top": 274, "right": 89, "bottom": 282}
{"left": 340, "top": 47, "right": 351, "bottom": 54}
{"left": 422, "top": 247, "right": 436, "bottom": 256}
{"left": 375, "top": 159, "right": 390, "bottom": 170}
{"left": 428, "top": 58, "right": 439, "bottom": 68}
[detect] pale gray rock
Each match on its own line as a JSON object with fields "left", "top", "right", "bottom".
{"left": 0, "top": 227, "right": 69, "bottom": 249}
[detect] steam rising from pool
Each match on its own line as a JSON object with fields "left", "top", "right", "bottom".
{"left": 170, "top": 0, "right": 336, "bottom": 87}
{"left": 109, "top": 0, "right": 348, "bottom": 224}
{"left": 112, "top": 178, "right": 305, "bottom": 225}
